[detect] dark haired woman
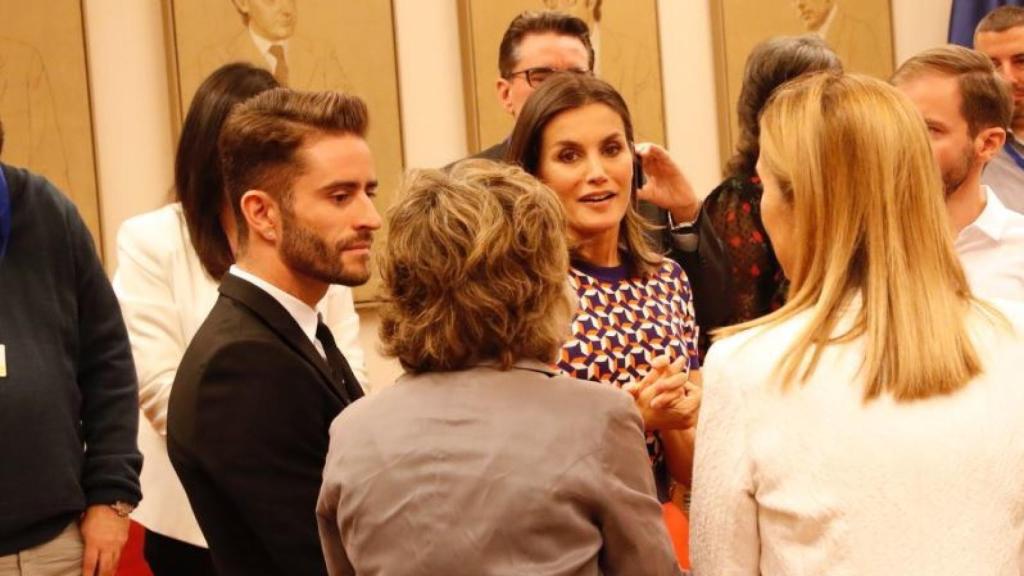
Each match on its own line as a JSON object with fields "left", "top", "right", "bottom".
{"left": 703, "top": 35, "right": 841, "bottom": 323}
{"left": 112, "top": 63, "right": 366, "bottom": 575}
{"left": 506, "top": 73, "right": 701, "bottom": 502}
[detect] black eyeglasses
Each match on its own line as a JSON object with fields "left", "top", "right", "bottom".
{"left": 506, "top": 67, "right": 592, "bottom": 88}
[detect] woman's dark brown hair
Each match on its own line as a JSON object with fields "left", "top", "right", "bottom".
{"left": 725, "top": 35, "right": 841, "bottom": 178}
{"left": 175, "top": 62, "right": 278, "bottom": 279}
{"left": 505, "top": 72, "right": 661, "bottom": 277}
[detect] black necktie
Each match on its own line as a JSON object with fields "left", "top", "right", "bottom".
{"left": 315, "top": 320, "right": 364, "bottom": 404}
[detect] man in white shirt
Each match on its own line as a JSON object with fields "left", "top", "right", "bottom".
{"left": 167, "top": 88, "right": 381, "bottom": 576}
{"left": 974, "top": 6, "right": 1024, "bottom": 214}
{"left": 894, "top": 45, "right": 1024, "bottom": 301}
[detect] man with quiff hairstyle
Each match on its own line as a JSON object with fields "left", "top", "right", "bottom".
{"left": 168, "top": 89, "right": 380, "bottom": 576}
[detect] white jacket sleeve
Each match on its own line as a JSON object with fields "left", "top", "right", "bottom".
{"left": 112, "top": 216, "right": 187, "bottom": 436}
{"left": 689, "top": 345, "right": 760, "bottom": 575}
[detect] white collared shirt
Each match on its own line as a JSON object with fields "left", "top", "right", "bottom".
{"left": 956, "top": 186, "right": 1024, "bottom": 301}
{"left": 247, "top": 26, "right": 288, "bottom": 72}
{"left": 229, "top": 265, "right": 326, "bottom": 358}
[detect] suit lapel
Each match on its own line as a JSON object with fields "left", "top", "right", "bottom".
{"left": 218, "top": 273, "right": 352, "bottom": 404}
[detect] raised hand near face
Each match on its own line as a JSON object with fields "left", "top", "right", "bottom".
{"left": 635, "top": 143, "right": 702, "bottom": 223}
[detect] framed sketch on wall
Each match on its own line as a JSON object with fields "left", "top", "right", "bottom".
{"left": 711, "top": 0, "right": 895, "bottom": 163}
{"left": 0, "top": 0, "right": 101, "bottom": 245}
{"left": 166, "top": 0, "right": 403, "bottom": 302}
{"left": 458, "top": 0, "right": 666, "bottom": 153}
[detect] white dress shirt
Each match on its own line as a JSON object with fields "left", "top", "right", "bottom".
{"left": 691, "top": 298, "right": 1024, "bottom": 575}
{"left": 956, "top": 186, "right": 1024, "bottom": 301}
{"left": 113, "top": 203, "right": 366, "bottom": 547}
{"left": 228, "top": 265, "right": 325, "bottom": 359}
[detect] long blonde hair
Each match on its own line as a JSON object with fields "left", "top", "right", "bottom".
{"left": 721, "top": 72, "right": 991, "bottom": 401}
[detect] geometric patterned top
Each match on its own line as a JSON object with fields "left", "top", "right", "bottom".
{"left": 558, "top": 258, "right": 700, "bottom": 386}
{"left": 558, "top": 257, "right": 701, "bottom": 502}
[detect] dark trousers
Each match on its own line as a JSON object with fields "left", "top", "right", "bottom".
{"left": 143, "top": 529, "right": 217, "bottom": 576}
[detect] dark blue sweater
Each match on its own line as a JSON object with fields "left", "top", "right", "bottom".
{"left": 0, "top": 164, "right": 142, "bottom": 555}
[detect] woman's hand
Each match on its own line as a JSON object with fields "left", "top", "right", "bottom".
{"left": 635, "top": 143, "right": 701, "bottom": 223}
{"left": 623, "top": 355, "right": 702, "bottom": 431}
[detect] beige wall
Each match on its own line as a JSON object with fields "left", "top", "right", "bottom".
{"left": 893, "top": 0, "right": 954, "bottom": 65}
{"left": 84, "top": 0, "right": 954, "bottom": 390}
{"left": 85, "top": 0, "right": 175, "bottom": 267}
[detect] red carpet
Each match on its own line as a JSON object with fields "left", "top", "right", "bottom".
{"left": 663, "top": 502, "right": 691, "bottom": 570}
{"left": 117, "top": 522, "right": 152, "bottom": 576}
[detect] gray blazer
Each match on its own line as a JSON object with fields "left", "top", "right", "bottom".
{"left": 316, "top": 361, "right": 682, "bottom": 576}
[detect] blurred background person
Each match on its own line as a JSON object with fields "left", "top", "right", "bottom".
{"left": 704, "top": 35, "right": 841, "bottom": 324}
{"left": 317, "top": 162, "right": 683, "bottom": 576}
{"left": 691, "top": 72, "right": 1024, "bottom": 574}
{"left": 974, "top": 5, "right": 1024, "bottom": 214}
{"left": 470, "top": 10, "right": 593, "bottom": 161}
{"left": 893, "top": 45, "right": 1024, "bottom": 301}
{"left": 0, "top": 120, "right": 141, "bottom": 576}
{"left": 506, "top": 73, "right": 702, "bottom": 504}
{"left": 112, "top": 63, "right": 366, "bottom": 576}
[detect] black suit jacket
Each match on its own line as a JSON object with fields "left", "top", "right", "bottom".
{"left": 167, "top": 273, "right": 363, "bottom": 576}
{"left": 471, "top": 139, "right": 508, "bottom": 162}
{"left": 458, "top": 140, "right": 734, "bottom": 358}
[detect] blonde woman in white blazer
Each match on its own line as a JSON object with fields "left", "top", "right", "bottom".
{"left": 112, "top": 63, "right": 367, "bottom": 576}
{"left": 690, "top": 73, "right": 1024, "bottom": 574}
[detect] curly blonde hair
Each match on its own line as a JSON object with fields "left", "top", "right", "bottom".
{"left": 379, "top": 160, "right": 573, "bottom": 373}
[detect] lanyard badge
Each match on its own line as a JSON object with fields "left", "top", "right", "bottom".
{"left": 1004, "top": 140, "right": 1024, "bottom": 172}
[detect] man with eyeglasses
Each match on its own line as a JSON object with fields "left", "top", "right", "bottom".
{"left": 471, "top": 10, "right": 594, "bottom": 161}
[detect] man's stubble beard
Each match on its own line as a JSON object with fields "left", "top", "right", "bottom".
{"left": 278, "top": 205, "right": 373, "bottom": 287}
{"left": 943, "top": 141, "right": 978, "bottom": 198}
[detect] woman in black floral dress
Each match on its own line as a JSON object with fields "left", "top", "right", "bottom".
{"left": 704, "top": 35, "right": 841, "bottom": 323}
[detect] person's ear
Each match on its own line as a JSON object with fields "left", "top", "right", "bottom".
{"left": 497, "top": 77, "right": 516, "bottom": 116}
{"left": 239, "top": 189, "right": 281, "bottom": 244}
{"left": 976, "top": 125, "right": 1007, "bottom": 163}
